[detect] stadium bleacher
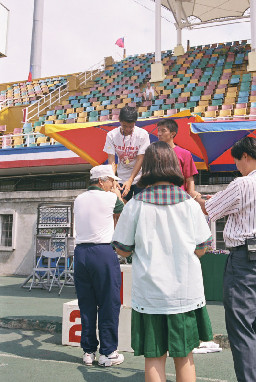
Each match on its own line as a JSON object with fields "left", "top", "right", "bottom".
{"left": 1, "top": 40, "right": 255, "bottom": 149}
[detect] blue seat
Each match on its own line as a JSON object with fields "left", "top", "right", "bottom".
{"left": 238, "top": 91, "right": 249, "bottom": 97}
{"left": 237, "top": 97, "right": 248, "bottom": 104}
{"left": 150, "top": 105, "right": 160, "bottom": 112}
{"left": 230, "top": 78, "right": 240, "bottom": 85}
{"left": 154, "top": 99, "right": 164, "bottom": 106}
{"left": 46, "top": 110, "right": 55, "bottom": 116}
{"left": 190, "top": 96, "right": 200, "bottom": 102}
{"left": 213, "top": 94, "right": 224, "bottom": 100}
{"left": 86, "top": 106, "right": 94, "bottom": 112}
{"left": 101, "top": 110, "right": 109, "bottom": 116}
{"left": 68, "top": 113, "right": 77, "bottom": 119}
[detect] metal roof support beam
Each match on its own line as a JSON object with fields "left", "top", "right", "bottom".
{"left": 248, "top": 0, "right": 256, "bottom": 71}
{"left": 150, "top": 0, "right": 166, "bottom": 82}
{"left": 173, "top": 0, "right": 185, "bottom": 56}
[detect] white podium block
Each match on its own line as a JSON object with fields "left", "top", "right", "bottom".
{"left": 62, "top": 265, "right": 133, "bottom": 351}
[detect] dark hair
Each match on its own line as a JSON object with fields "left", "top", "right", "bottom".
{"left": 231, "top": 137, "right": 256, "bottom": 160}
{"left": 137, "top": 141, "right": 184, "bottom": 188}
{"left": 119, "top": 106, "right": 138, "bottom": 123}
{"left": 157, "top": 119, "right": 178, "bottom": 136}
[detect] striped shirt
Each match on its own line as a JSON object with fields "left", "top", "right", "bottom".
{"left": 205, "top": 170, "right": 256, "bottom": 248}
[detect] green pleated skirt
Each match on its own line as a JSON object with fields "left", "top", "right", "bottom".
{"left": 131, "top": 306, "right": 213, "bottom": 358}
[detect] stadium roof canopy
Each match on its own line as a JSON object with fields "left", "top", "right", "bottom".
{"left": 159, "top": 0, "right": 250, "bottom": 28}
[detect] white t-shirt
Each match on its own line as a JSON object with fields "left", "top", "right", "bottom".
{"left": 74, "top": 188, "right": 122, "bottom": 244}
{"left": 103, "top": 126, "right": 150, "bottom": 184}
{"left": 146, "top": 87, "right": 155, "bottom": 97}
{"left": 112, "top": 186, "right": 212, "bottom": 314}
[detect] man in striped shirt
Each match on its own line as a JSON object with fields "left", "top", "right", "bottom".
{"left": 196, "top": 137, "right": 256, "bottom": 382}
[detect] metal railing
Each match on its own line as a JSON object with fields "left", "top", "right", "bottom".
{"left": 77, "top": 59, "right": 105, "bottom": 88}
{"left": 0, "top": 98, "right": 16, "bottom": 110}
{"left": 24, "top": 82, "right": 69, "bottom": 123}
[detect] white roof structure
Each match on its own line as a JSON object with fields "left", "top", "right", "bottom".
{"left": 160, "top": 0, "right": 250, "bottom": 27}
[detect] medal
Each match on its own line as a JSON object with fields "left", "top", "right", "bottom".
{"left": 125, "top": 158, "right": 130, "bottom": 164}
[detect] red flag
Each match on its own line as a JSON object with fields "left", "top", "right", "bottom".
{"left": 28, "top": 66, "right": 32, "bottom": 82}
{"left": 115, "top": 37, "right": 124, "bottom": 48}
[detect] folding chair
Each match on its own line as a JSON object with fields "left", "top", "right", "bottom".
{"left": 28, "top": 236, "right": 64, "bottom": 292}
{"left": 59, "top": 237, "right": 75, "bottom": 295}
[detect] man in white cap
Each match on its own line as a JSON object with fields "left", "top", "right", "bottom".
{"left": 74, "top": 164, "right": 125, "bottom": 367}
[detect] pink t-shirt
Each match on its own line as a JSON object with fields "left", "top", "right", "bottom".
{"left": 173, "top": 146, "right": 198, "bottom": 191}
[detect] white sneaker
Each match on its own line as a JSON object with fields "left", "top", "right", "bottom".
{"left": 98, "top": 350, "right": 124, "bottom": 367}
{"left": 83, "top": 352, "right": 96, "bottom": 366}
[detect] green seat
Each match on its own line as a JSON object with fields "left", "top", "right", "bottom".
{"left": 162, "top": 104, "right": 171, "bottom": 110}
{"left": 174, "top": 102, "right": 185, "bottom": 109}
{"left": 89, "top": 116, "right": 98, "bottom": 122}
{"left": 56, "top": 109, "right": 64, "bottom": 116}
{"left": 58, "top": 114, "right": 67, "bottom": 120}
{"left": 90, "top": 111, "right": 98, "bottom": 118}
{"left": 186, "top": 101, "right": 197, "bottom": 108}
{"left": 141, "top": 111, "right": 151, "bottom": 118}
{"left": 212, "top": 99, "right": 223, "bottom": 106}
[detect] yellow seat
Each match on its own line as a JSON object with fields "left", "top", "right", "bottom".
{"left": 224, "top": 97, "right": 236, "bottom": 105}
{"left": 201, "top": 95, "right": 211, "bottom": 101}
{"left": 154, "top": 110, "right": 164, "bottom": 117}
{"left": 77, "top": 117, "right": 86, "bottom": 123}
{"left": 199, "top": 100, "right": 209, "bottom": 107}
{"left": 194, "top": 106, "right": 206, "bottom": 114}
{"left": 34, "top": 125, "right": 41, "bottom": 133}
{"left": 76, "top": 107, "right": 84, "bottom": 113}
{"left": 204, "top": 110, "right": 217, "bottom": 118}
{"left": 48, "top": 115, "right": 57, "bottom": 121}
{"left": 13, "top": 136, "right": 23, "bottom": 145}
{"left": 215, "top": 88, "right": 226, "bottom": 94}
{"left": 219, "top": 109, "right": 232, "bottom": 118}
{"left": 78, "top": 111, "right": 87, "bottom": 118}
{"left": 36, "top": 136, "right": 48, "bottom": 144}
{"left": 234, "top": 108, "right": 247, "bottom": 116}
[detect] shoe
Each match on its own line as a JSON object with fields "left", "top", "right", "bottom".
{"left": 98, "top": 350, "right": 124, "bottom": 367}
{"left": 83, "top": 352, "right": 96, "bottom": 366}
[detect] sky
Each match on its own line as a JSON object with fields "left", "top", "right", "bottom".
{"left": 0, "top": 0, "right": 251, "bottom": 85}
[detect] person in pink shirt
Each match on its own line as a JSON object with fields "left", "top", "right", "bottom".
{"left": 157, "top": 119, "right": 199, "bottom": 198}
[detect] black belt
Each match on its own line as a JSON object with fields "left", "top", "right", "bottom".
{"left": 230, "top": 244, "right": 246, "bottom": 251}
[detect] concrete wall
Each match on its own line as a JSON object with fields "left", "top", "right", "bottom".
{"left": 0, "top": 189, "right": 83, "bottom": 276}
{"left": 0, "top": 184, "right": 227, "bottom": 276}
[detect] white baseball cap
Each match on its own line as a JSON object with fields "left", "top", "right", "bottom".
{"left": 90, "top": 164, "right": 121, "bottom": 181}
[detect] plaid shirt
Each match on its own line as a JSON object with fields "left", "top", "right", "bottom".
{"left": 134, "top": 184, "right": 190, "bottom": 205}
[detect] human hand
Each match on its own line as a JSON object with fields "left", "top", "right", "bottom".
{"left": 121, "top": 180, "right": 132, "bottom": 197}
{"left": 111, "top": 181, "right": 123, "bottom": 199}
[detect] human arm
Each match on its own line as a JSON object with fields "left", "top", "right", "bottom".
{"left": 122, "top": 154, "right": 144, "bottom": 197}
{"left": 203, "top": 179, "right": 241, "bottom": 222}
{"left": 114, "top": 246, "right": 132, "bottom": 258}
{"left": 185, "top": 176, "right": 201, "bottom": 198}
{"left": 194, "top": 248, "right": 206, "bottom": 258}
{"left": 112, "top": 199, "right": 138, "bottom": 257}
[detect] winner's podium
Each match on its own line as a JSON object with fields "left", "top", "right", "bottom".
{"left": 62, "top": 265, "right": 132, "bottom": 351}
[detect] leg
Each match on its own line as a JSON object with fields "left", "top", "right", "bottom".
{"left": 173, "top": 352, "right": 196, "bottom": 382}
{"left": 89, "top": 245, "right": 121, "bottom": 355}
{"left": 145, "top": 353, "right": 167, "bottom": 382}
{"left": 223, "top": 250, "right": 256, "bottom": 382}
{"left": 74, "top": 245, "right": 98, "bottom": 353}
